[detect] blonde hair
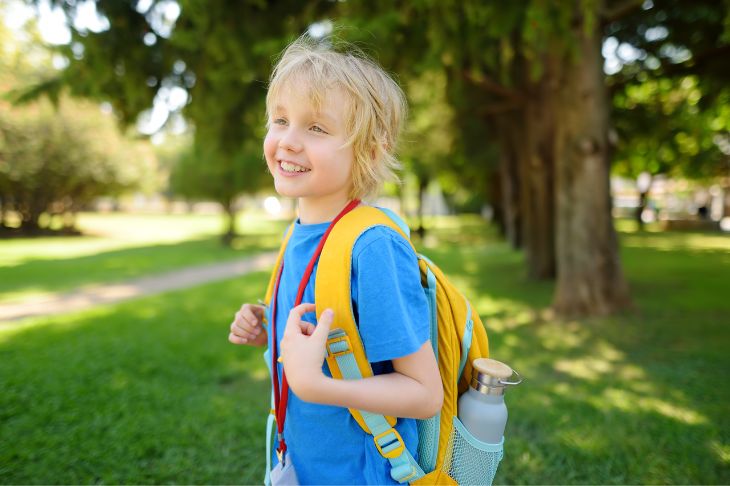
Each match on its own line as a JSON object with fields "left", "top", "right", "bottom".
{"left": 266, "top": 34, "right": 407, "bottom": 201}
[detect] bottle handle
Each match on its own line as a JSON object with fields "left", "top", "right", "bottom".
{"left": 498, "top": 369, "right": 523, "bottom": 386}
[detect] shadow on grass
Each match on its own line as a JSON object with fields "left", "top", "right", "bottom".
{"left": 419, "top": 223, "right": 729, "bottom": 484}
{"left": 1, "top": 219, "right": 728, "bottom": 484}
{"left": 0, "top": 233, "right": 283, "bottom": 303}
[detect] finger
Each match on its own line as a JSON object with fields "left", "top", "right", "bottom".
{"left": 312, "top": 309, "right": 334, "bottom": 342}
{"left": 295, "top": 320, "right": 315, "bottom": 336}
{"left": 230, "top": 320, "right": 258, "bottom": 340}
{"left": 234, "top": 308, "right": 262, "bottom": 333}
{"left": 246, "top": 303, "right": 265, "bottom": 319}
{"left": 253, "top": 304, "right": 266, "bottom": 318}
{"left": 283, "top": 311, "right": 306, "bottom": 338}
{"left": 289, "top": 303, "right": 316, "bottom": 317}
{"left": 228, "top": 332, "right": 248, "bottom": 345}
{"left": 239, "top": 308, "right": 262, "bottom": 334}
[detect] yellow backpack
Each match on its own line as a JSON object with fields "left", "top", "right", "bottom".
{"left": 264, "top": 206, "right": 503, "bottom": 485}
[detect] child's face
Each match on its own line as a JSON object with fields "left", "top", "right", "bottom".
{"left": 264, "top": 86, "right": 354, "bottom": 206}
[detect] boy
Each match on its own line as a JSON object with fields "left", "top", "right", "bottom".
{"left": 228, "top": 36, "right": 442, "bottom": 485}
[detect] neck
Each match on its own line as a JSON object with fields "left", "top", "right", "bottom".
{"left": 298, "top": 195, "right": 355, "bottom": 224}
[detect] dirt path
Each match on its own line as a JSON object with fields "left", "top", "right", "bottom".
{"left": 0, "top": 251, "right": 278, "bottom": 325}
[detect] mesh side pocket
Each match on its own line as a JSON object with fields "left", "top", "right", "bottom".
{"left": 416, "top": 413, "right": 440, "bottom": 473}
{"left": 441, "top": 416, "right": 504, "bottom": 486}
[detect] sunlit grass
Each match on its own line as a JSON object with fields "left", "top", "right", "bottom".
{"left": 0, "top": 211, "right": 288, "bottom": 266}
{"left": 0, "top": 216, "right": 728, "bottom": 483}
{"left": 0, "top": 212, "right": 288, "bottom": 303}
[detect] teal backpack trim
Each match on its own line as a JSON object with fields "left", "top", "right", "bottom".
{"left": 458, "top": 301, "right": 474, "bottom": 382}
{"left": 424, "top": 264, "right": 439, "bottom": 361}
{"left": 377, "top": 207, "right": 411, "bottom": 238}
{"left": 326, "top": 328, "right": 426, "bottom": 483}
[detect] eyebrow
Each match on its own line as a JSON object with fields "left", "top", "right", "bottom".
{"left": 272, "top": 104, "right": 337, "bottom": 125}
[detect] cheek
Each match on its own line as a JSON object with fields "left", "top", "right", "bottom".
{"left": 263, "top": 134, "right": 277, "bottom": 165}
{"left": 339, "top": 150, "right": 355, "bottom": 181}
{"left": 264, "top": 135, "right": 278, "bottom": 168}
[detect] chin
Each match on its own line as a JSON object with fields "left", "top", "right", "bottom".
{"left": 273, "top": 182, "right": 301, "bottom": 198}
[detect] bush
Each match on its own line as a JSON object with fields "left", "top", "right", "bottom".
{"left": 0, "top": 97, "right": 153, "bottom": 233}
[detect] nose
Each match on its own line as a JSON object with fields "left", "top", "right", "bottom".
{"left": 278, "top": 128, "right": 302, "bottom": 152}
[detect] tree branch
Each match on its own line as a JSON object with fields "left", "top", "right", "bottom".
{"left": 601, "top": 0, "right": 645, "bottom": 24}
{"left": 461, "top": 70, "right": 526, "bottom": 103}
{"left": 608, "top": 44, "right": 730, "bottom": 96}
{"left": 478, "top": 100, "right": 524, "bottom": 116}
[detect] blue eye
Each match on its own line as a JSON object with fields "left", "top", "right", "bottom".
{"left": 273, "top": 118, "right": 287, "bottom": 125}
{"left": 311, "top": 125, "right": 327, "bottom": 134}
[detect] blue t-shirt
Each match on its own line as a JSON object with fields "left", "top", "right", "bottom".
{"left": 270, "top": 217, "right": 430, "bottom": 485}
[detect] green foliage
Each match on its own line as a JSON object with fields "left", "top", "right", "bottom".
{"left": 400, "top": 70, "right": 454, "bottom": 177}
{"left": 27, "top": 1, "right": 336, "bottom": 232}
{"left": 613, "top": 76, "right": 730, "bottom": 180}
{"left": 169, "top": 137, "right": 267, "bottom": 206}
{"left": 0, "top": 96, "right": 152, "bottom": 231}
{"left": 607, "top": 0, "right": 730, "bottom": 182}
{"left": 605, "top": 0, "right": 729, "bottom": 93}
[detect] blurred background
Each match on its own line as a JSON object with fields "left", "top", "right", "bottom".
{"left": 0, "top": 0, "right": 728, "bottom": 484}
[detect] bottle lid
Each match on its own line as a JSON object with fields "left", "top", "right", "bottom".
{"left": 470, "top": 358, "right": 520, "bottom": 396}
{"left": 473, "top": 358, "right": 513, "bottom": 380}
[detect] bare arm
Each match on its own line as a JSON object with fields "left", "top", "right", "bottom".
{"left": 281, "top": 304, "right": 443, "bottom": 420}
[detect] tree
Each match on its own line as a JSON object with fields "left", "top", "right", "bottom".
{"left": 0, "top": 96, "right": 150, "bottom": 233}
{"left": 0, "top": 7, "right": 151, "bottom": 234}
{"left": 612, "top": 76, "right": 730, "bottom": 227}
{"left": 606, "top": 0, "right": 730, "bottom": 227}
{"left": 400, "top": 69, "right": 458, "bottom": 237}
{"left": 26, "top": 0, "right": 334, "bottom": 244}
{"left": 346, "top": 0, "right": 727, "bottom": 316}
{"left": 392, "top": 0, "right": 630, "bottom": 315}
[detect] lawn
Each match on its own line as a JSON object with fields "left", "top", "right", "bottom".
{"left": 0, "top": 216, "right": 728, "bottom": 484}
{"left": 0, "top": 212, "right": 288, "bottom": 304}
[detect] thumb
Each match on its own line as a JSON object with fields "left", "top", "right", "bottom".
{"left": 313, "top": 309, "right": 334, "bottom": 341}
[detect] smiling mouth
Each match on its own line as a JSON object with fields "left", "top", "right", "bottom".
{"left": 279, "top": 160, "right": 311, "bottom": 173}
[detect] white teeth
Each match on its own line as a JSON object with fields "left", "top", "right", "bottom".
{"left": 280, "top": 161, "right": 310, "bottom": 173}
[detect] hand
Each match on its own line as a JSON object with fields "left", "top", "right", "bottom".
{"left": 280, "top": 303, "right": 334, "bottom": 401}
{"left": 229, "top": 303, "right": 268, "bottom": 347}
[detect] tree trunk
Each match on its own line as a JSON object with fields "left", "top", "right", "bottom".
{"left": 553, "top": 10, "right": 632, "bottom": 316}
{"left": 63, "top": 211, "right": 77, "bottom": 231}
{"left": 416, "top": 175, "right": 429, "bottom": 239}
{"left": 496, "top": 115, "right": 522, "bottom": 250}
{"left": 396, "top": 182, "right": 407, "bottom": 219}
{"left": 222, "top": 197, "right": 237, "bottom": 246}
{"left": 488, "top": 167, "right": 506, "bottom": 238}
{"left": 0, "top": 197, "right": 7, "bottom": 228}
{"left": 636, "top": 189, "right": 647, "bottom": 230}
{"left": 519, "top": 77, "right": 556, "bottom": 280}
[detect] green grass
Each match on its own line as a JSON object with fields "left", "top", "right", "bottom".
{"left": 1, "top": 216, "right": 728, "bottom": 484}
{"left": 0, "top": 272, "right": 273, "bottom": 484}
{"left": 0, "top": 212, "right": 288, "bottom": 303}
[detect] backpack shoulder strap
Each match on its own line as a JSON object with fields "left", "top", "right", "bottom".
{"left": 263, "top": 222, "right": 295, "bottom": 331}
{"left": 315, "top": 206, "right": 425, "bottom": 483}
{"left": 315, "top": 206, "right": 411, "bottom": 428}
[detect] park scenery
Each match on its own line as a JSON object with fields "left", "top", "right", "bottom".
{"left": 1, "top": 1, "right": 729, "bottom": 485}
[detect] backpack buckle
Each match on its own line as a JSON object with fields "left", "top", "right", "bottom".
{"left": 326, "top": 330, "right": 352, "bottom": 358}
{"left": 373, "top": 428, "right": 406, "bottom": 459}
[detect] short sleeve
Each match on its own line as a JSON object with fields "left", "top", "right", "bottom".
{"left": 351, "top": 227, "right": 430, "bottom": 363}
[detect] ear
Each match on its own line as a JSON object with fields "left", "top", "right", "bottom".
{"left": 371, "top": 141, "right": 388, "bottom": 162}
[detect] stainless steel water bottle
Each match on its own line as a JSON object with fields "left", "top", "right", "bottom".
{"left": 457, "top": 358, "right": 522, "bottom": 444}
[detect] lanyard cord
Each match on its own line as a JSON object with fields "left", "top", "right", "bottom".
{"left": 270, "top": 199, "right": 360, "bottom": 456}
